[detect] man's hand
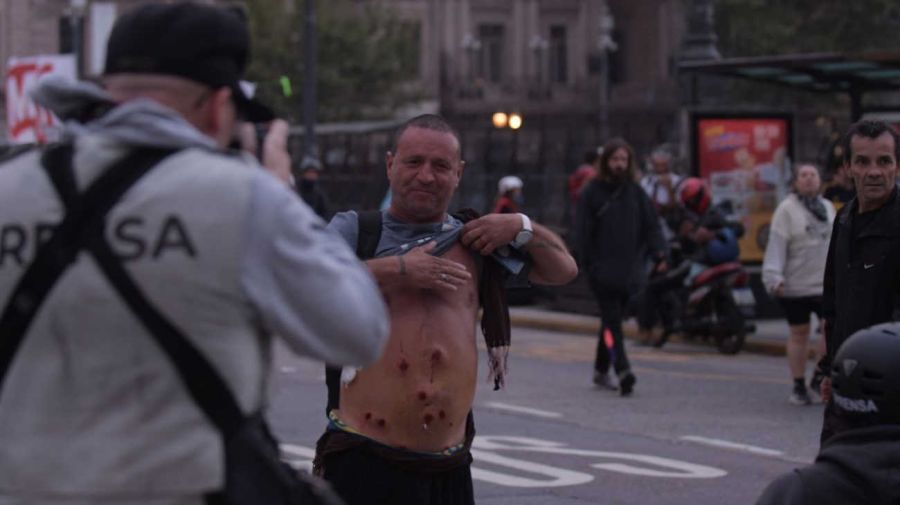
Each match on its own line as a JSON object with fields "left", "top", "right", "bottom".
{"left": 774, "top": 282, "right": 785, "bottom": 297}
{"left": 692, "top": 226, "right": 715, "bottom": 244}
{"left": 460, "top": 214, "right": 520, "bottom": 255}
{"left": 402, "top": 242, "right": 471, "bottom": 291}
{"left": 261, "top": 119, "right": 292, "bottom": 184}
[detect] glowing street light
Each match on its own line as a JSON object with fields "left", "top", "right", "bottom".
{"left": 492, "top": 112, "right": 509, "bottom": 129}
{"left": 508, "top": 113, "right": 523, "bottom": 130}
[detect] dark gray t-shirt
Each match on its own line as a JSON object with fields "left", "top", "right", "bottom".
{"left": 327, "top": 210, "right": 525, "bottom": 274}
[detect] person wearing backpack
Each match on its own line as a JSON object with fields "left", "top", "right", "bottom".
{"left": 313, "top": 114, "right": 577, "bottom": 505}
{"left": 0, "top": 4, "right": 387, "bottom": 504}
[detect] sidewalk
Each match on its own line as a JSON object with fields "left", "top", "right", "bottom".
{"left": 509, "top": 306, "right": 792, "bottom": 356}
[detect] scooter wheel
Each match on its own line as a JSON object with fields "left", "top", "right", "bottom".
{"left": 715, "top": 293, "right": 746, "bottom": 355}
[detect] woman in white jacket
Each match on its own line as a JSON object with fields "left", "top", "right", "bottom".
{"left": 762, "top": 163, "right": 836, "bottom": 405}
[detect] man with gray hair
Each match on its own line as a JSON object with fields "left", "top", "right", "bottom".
{"left": 0, "top": 3, "right": 387, "bottom": 504}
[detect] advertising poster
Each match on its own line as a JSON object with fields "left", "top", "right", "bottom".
{"left": 694, "top": 115, "right": 792, "bottom": 262}
{"left": 5, "top": 54, "right": 76, "bottom": 144}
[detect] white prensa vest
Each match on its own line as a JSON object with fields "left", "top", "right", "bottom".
{"left": 0, "top": 137, "right": 268, "bottom": 500}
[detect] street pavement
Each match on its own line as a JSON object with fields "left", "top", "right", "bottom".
{"left": 268, "top": 312, "right": 825, "bottom": 505}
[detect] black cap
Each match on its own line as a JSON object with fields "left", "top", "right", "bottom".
{"left": 104, "top": 2, "right": 273, "bottom": 122}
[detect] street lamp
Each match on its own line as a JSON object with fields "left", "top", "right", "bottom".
{"left": 68, "top": 0, "right": 87, "bottom": 78}
{"left": 597, "top": 4, "right": 618, "bottom": 142}
{"left": 508, "top": 113, "right": 523, "bottom": 130}
{"left": 492, "top": 112, "right": 509, "bottom": 129}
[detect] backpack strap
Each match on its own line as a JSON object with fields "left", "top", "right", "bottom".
{"left": 325, "top": 209, "right": 383, "bottom": 414}
{"left": 355, "top": 210, "right": 383, "bottom": 259}
{"left": 0, "top": 144, "right": 176, "bottom": 397}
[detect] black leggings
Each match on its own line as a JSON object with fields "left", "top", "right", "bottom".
{"left": 592, "top": 291, "right": 631, "bottom": 375}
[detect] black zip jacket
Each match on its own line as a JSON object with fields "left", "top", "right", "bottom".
{"left": 821, "top": 188, "right": 900, "bottom": 370}
{"left": 575, "top": 178, "right": 665, "bottom": 294}
{"left": 755, "top": 425, "right": 900, "bottom": 505}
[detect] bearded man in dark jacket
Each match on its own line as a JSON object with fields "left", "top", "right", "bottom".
{"left": 575, "top": 138, "right": 666, "bottom": 396}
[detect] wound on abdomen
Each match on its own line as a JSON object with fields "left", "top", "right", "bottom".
{"left": 398, "top": 359, "right": 409, "bottom": 372}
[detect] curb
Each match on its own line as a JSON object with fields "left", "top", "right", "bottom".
{"left": 509, "top": 311, "right": 786, "bottom": 357}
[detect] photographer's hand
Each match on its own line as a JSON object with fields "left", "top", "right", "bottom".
{"left": 261, "top": 119, "right": 292, "bottom": 185}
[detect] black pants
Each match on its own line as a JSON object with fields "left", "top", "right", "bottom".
{"left": 592, "top": 290, "right": 631, "bottom": 375}
{"left": 322, "top": 446, "right": 474, "bottom": 505}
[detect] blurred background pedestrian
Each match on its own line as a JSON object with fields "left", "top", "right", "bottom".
{"left": 493, "top": 175, "right": 524, "bottom": 214}
{"left": 297, "top": 154, "right": 333, "bottom": 220}
{"left": 763, "top": 163, "right": 835, "bottom": 405}
{"left": 575, "top": 138, "right": 666, "bottom": 396}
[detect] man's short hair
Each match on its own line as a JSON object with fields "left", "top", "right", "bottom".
{"left": 841, "top": 120, "right": 900, "bottom": 164}
{"left": 390, "top": 114, "right": 461, "bottom": 156}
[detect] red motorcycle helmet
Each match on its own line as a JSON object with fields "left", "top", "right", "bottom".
{"left": 679, "top": 177, "right": 711, "bottom": 215}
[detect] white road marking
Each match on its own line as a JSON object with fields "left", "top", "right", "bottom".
{"left": 471, "top": 449, "right": 594, "bottom": 487}
{"left": 280, "top": 436, "right": 727, "bottom": 489}
{"left": 474, "top": 436, "right": 726, "bottom": 480}
{"left": 482, "top": 402, "right": 562, "bottom": 419}
{"left": 679, "top": 435, "right": 784, "bottom": 457}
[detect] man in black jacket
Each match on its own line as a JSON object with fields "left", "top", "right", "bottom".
{"left": 575, "top": 138, "right": 666, "bottom": 396}
{"left": 756, "top": 322, "right": 900, "bottom": 505}
{"left": 819, "top": 119, "right": 900, "bottom": 443}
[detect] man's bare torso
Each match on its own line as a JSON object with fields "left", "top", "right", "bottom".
{"left": 336, "top": 242, "right": 478, "bottom": 452}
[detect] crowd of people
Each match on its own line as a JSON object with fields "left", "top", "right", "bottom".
{"left": 1, "top": 2, "right": 899, "bottom": 505}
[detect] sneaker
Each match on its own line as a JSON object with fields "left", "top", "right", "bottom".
{"left": 789, "top": 387, "right": 812, "bottom": 406}
{"left": 618, "top": 370, "right": 636, "bottom": 397}
{"left": 593, "top": 370, "right": 619, "bottom": 390}
{"left": 809, "top": 372, "right": 825, "bottom": 403}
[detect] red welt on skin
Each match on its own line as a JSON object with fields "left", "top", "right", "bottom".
{"left": 423, "top": 414, "right": 434, "bottom": 424}
{"left": 377, "top": 419, "right": 386, "bottom": 428}
{"left": 438, "top": 410, "right": 446, "bottom": 419}
{"left": 398, "top": 360, "right": 409, "bottom": 372}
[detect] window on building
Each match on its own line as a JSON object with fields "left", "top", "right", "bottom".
{"left": 478, "top": 24, "right": 505, "bottom": 83}
{"left": 549, "top": 25, "right": 567, "bottom": 84}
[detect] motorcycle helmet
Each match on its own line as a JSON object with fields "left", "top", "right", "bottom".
{"left": 679, "top": 177, "right": 711, "bottom": 215}
{"left": 498, "top": 175, "right": 524, "bottom": 195}
{"left": 831, "top": 322, "right": 900, "bottom": 425}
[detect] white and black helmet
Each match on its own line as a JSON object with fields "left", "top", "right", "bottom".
{"left": 831, "top": 322, "right": 900, "bottom": 423}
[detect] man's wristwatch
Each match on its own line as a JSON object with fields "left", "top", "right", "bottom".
{"left": 512, "top": 213, "right": 534, "bottom": 248}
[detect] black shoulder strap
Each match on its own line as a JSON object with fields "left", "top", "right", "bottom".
{"left": 356, "top": 210, "right": 383, "bottom": 260}
{"left": 0, "top": 143, "right": 37, "bottom": 165}
{"left": 0, "top": 144, "right": 175, "bottom": 397}
{"left": 0, "top": 144, "right": 251, "bottom": 439}
{"left": 325, "top": 209, "right": 383, "bottom": 415}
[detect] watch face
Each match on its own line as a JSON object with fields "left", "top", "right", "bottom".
{"left": 516, "top": 230, "right": 533, "bottom": 244}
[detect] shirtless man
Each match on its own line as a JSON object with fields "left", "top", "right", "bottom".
{"left": 314, "top": 114, "right": 577, "bottom": 505}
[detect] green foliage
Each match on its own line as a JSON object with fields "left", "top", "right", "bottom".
{"left": 243, "top": 0, "right": 422, "bottom": 122}
{"left": 715, "top": 0, "right": 900, "bottom": 57}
